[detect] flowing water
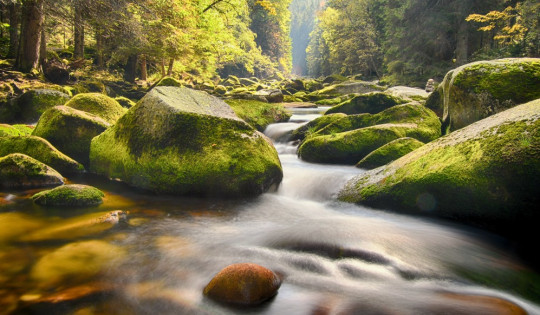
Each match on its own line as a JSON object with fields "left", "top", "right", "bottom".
{"left": 1, "top": 107, "right": 540, "bottom": 314}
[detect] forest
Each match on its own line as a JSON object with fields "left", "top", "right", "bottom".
{"left": 0, "top": 0, "right": 538, "bottom": 86}
{"left": 1, "top": 0, "right": 540, "bottom": 314}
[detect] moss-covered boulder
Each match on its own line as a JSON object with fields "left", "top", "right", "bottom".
{"left": 225, "top": 99, "right": 291, "bottom": 131}
{"left": 0, "top": 136, "right": 84, "bottom": 174}
{"left": 326, "top": 92, "right": 407, "bottom": 115}
{"left": 356, "top": 137, "right": 424, "bottom": 169}
{"left": 0, "top": 153, "right": 64, "bottom": 188}
{"left": 90, "top": 86, "right": 283, "bottom": 196}
{"left": 156, "top": 76, "right": 182, "bottom": 87}
{"left": 65, "top": 93, "right": 126, "bottom": 124}
{"left": 306, "top": 82, "right": 384, "bottom": 101}
{"left": 293, "top": 103, "right": 441, "bottom": 143}
{"left": 32, "top": 106, "right": 110, "bottom": 166}
{"left": 339, "top": 99, "right": 540, "bottom": 237}
{"left": 0, "top": 124, "right": 33, "bottom": 136}
{"left": 203, "top": 263, "right": 281, "bottom": 305}
{"left": 384, "top": 86, "right": 430, "bottom": 102}
{"left": 30, "top": 240, "right": 125, "bottom": 288}
{"left": 299, "top": 123, "right": 423, "bottom": 164}
{"left": 114, "top": 96, "right": 136, "bottom": 109}
{"left": 32, "top": 184, "right": 104, "bottom": 207}
{"left": 74, "top": 80, "right": 107, "bottom": 94}
{"left": 427, "top": 58, "right": 540, "bottom": 132}
{"left": 0, "top": 89, "right": 70, "bottom": 123}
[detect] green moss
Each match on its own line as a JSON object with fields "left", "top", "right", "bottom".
{"left": 90, "top": 87, "right": 283, "bottom": 196}
{"left": 74, "top": 80, "right": 106, "bottom": 94}
{"left": 0, "top": 153, "right": 64, "bottom": 188}
{"left": 290, "top": 113, "right": 347, "bottom": 141}
{"left": 0, "top": 124, "right": 33, "bottom": 136}
{"left": 0, "top": 136, "right": 84, "bottom": 174}
{"left": 114, "top": 96, "right": 136, "bottom": 109}
{"left": 339, "top": 99, "right": 540, "bottom": 236}
{"left": 156, "top": 76, "right": 183, "bottom": 87}
{"left": 32, "top": 106, "right": 110, "bottom": 166}
{"left": 225, "top": 99, "right": 291, "bottom": 131}
{"left": 298, "top": 124, "right": 418, "bottom": 164}
{"left": 32, "top": 184, "right": 104, "bottom": 207}
{"left": 326, "top": 92, "right": 408, "bottom": 115}
{"left": 356, "top": 137, "right": 424, "bottom": 169}
{"left": 65, "top": 93, "right": 126, "bottom": 124}
{"left": 14, "top": 89, "right": 71, "bottom": 123}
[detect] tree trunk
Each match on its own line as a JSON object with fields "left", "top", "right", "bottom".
{"left": 39, "top": 27, "right": 46, "bottom": 65}
{"left": 73, "top": 0, "right": 84, "bottom": 59}
{"left": 7, "top": 3, "right": 21, "bottom": 59}
{"left": 167, "top": 58, "right": 174, "bottom": 76}
{"left": 140, "top": 55, "right": 147, "bottom": 81}
{"left": 17, "top": 0, "right": 44, "bottom": 73}
{"left": 455, "top": 20, "right": 469, "bottom": 65}
{"left": 124, "top": 54, "right": 138, "bottom": 83}
{"left": 160, "top": 59, "right": 166, "bottom": 76}
{"left": 95, "top": 26, "right": 103, "bottom": 68}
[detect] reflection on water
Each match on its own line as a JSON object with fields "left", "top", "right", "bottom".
{"left": 1, "top": 106, "right": 540, "bottom": 314}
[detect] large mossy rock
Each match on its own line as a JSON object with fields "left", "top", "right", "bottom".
{"left": 356, "top": 137, "right": 424, "bottom": 169}
{"left": 306, "top": 82, "right": 383, "bottom": 101}
{"left": 299, "top": 123, "right": 422, "bottom": 164}
{"left": 90, "top": 87, "right": 283, "bottom": 196}
{"left": 65, "top": 93, "right": 126, "bottom": 124}
{"left": 225, "top": 99, "right": 291, "bottom": 131}
{"left": 339, "top": 99, "right": 540, "bottom": 236}
{"left": 0, "top": 89, "right": 70, "bottom": 123}
{"left": 294, "top": 103, "right": 441, "bottom": 143}
{"left": 32, "top": 106, "right": 110, "bottom": 166}
{"left": 325, "top": 92, "right": 407, "bottom": 115}
{"left": 0, "top": 136, "right": 84, "bottom": 174}
{"left": 32, "top": 184, "right": 104, "bottom": 207}
{"left": 426, "top": 58, "right": 540, "bottom": 132}
{"left": 0, "top": 153, "right": 64, "bottom": 188}
{"left": 203, "top": 263, "right": 281, "bottom": 305}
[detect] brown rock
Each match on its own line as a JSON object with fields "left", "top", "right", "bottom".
{"left": 203, "top": 263, "right": 281, "bottom": 305}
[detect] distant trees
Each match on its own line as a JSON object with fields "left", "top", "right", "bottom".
{"left": 306, "top": 0, "right": 538, "bottom": 86}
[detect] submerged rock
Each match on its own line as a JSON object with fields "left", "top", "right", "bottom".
{"left": 90, "top": 86, "right": 283, "bottom": 196}
{"left": 426, "top": 58, "right": 540, "bottom": 132}
{"left": 356, "top": 137, "right": 424, "bottom": 169}
{"left": 0, "top": 136, "right": 84, "bottom": 174}
{"left": 32, "top": 184, "right": 105, "bottom": 207}
{"left": 32, "top": 106, "right": 110, "bottom": 166}
{"left": 203, "top": 263, "right": 281, "bottom": 305}
{"left": 0, "top": 153, "right": 64, "bottom": 188}
{"left": 339, "top": 99, "right": 540, "bottom": 237}
{"left": 30, "top": 240, "right": 125, "bottom": 288}
{"left": 65, "top": 93, "right": 126, "bottom": 124}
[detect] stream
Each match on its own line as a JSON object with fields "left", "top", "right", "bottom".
{"left": 1, "top": 106, "right": 539, "bottom": 314}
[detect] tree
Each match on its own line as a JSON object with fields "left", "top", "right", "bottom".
{"left": 17, "top": 0, "right": 44, "bottom": 72}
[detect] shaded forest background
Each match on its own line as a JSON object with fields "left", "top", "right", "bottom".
{"left": 0, "top": 0, "right": 538, "bottom": 87}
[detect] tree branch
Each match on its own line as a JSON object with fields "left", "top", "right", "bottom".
{"left": 202, "top": 0, "right": 225, "bottom": 13}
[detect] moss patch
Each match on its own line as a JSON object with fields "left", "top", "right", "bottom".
{"left": 156, "top": 76, "right": 182, "bottom": 87}
{"left": 32, "top": 184, "right": 104, "bottom": 207}
{"left": 0, "top": 136, "right": 84, "bottom": 174}
{"left": 356, "top": 137, "right": 424, "bottom": 169}
{"left": 65, "top": 93, "right": 126, "bottom": 124}
{"left": 326, "top": 92, "right": 408, "bottom": 115}
{"left": 225, "top": 99, "right": 291, "bottom": 131}
{"left": 32, "top": 106, "right": 110, "bottom": 166}
{"left": 2, "top": 89, "right": 70, "bottom": 123}
{"left": 0, "top": 124, "right": 33, "bottom": 136}
{"left": 0, "top": 153, "right": 64, "bottom": 188}
{"left": 114, "top": 96, "right": 136, "bottom": 109}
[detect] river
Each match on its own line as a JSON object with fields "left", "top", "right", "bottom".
{"left": 1, "top": 106, "right": 539, "bottom": 314}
